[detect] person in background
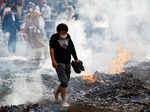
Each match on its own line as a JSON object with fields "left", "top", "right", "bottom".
{"left": 62, "top": 1, "right": 75, "bottom": 20}
{"left": 0, "top": 0, "right": 5, "bottom": 10}
{"left": 24, "top": 3, "right": 46, "bottom": 59}
{"left": 16, "top": 0, "right": 23, "bottom": 18}
{"left": 1, "top": 3, "right": 11, "bottom": 21}
{"left": 2, "top": 7, "right": 20, "bottom": 55}
{"left": 49, "top": 23, "right": 80, "bottom": 107}
{"left": 0, "top": 0, "right": 6, "bottom": 22}
{"left": 41, "top": 2, "right": 51, "bottom": 39}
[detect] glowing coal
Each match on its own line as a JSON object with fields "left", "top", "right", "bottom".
{"left": 82, "top": 70, "right": 96, "bottom": 83}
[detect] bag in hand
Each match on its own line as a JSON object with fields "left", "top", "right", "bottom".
{"left": 71, "top": 60, "right": 85, "bottom": 73}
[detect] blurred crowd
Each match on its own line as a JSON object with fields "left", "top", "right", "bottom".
{"left": 0, "top": 0, "right": 79, "bottom": 59}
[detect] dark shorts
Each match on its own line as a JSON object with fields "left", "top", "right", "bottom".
{"left": 55, "top": 63, "right": 71, "bottom": 88}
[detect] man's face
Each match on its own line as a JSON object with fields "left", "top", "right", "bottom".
{"left": 59, "top": 31, "right": 67, "bottom": 35}
{"left": 59, "top": 31, "right": 68, "bottom": 38}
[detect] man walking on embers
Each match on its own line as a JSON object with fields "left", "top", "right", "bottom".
{"left": 49, "top": 23, "right": 80, "bottom": 107}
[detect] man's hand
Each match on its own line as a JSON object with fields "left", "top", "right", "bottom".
{"left": 75, "top": 59, "right": 80, "bottom": 62}
{"left": 50, "top": 48, "right": 58, "bottom": 69}
{"left": 52, "top": 61, "right": 58, "bottom": 69}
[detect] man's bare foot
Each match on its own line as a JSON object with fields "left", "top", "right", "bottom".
{"left": 62, "top": 101, "right": 70, "bottom": 107}
{"left": 53, "top": 91, "right": 59, "bottom": 103}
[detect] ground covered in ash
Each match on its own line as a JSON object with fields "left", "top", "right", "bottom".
{"left": 69, "top": 72, "right": 150, "bottom": 112}
{"left": 0, "top": 57, "right": 150, "bottom": 112}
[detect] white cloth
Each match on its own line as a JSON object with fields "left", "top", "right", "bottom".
{"left": 12, "top": 14, "right": 15, "bottom": 21}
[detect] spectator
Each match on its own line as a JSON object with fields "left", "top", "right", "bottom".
{"left": 2, "top": 7, "right": 20, "bottom": 55}
{"left": 0, "top": 0, "right": 5, "bottom": 9}
{"left": 41, "top": 2, "right": 51, "bottom": 21}
{"left": 16, "top": 0, "right": 23, "bottom": 18}
{"left": 61, "top": 1, "right": 75, "bottom": 20}
{"left": 0, "top": 0, "right": 5, "bottom": 22}
{"left": 41, "top": 2, "right": 51, "bottom": 38}
{"left": 1, "top": 3, "right": 11, "bottom": 21}
{"left": 24, "top": 3, "right": 46, "bottom": 59}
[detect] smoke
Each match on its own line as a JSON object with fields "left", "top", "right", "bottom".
{"left": 4, "top": 76, "right": 44, "bottom": 105}
{"left": 56, "top": 0, "right": 150, "bottom": 73}
{"left": 1, "top": 0, "right": 150, "bottom": 106}
{"left": 0, "top": 61, "right": 48, "bottom": 105}
{"left": 0, "top": 12, "right": 48, "bottom": 106}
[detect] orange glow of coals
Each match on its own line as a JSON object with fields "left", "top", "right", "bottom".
{"left": 82, "top": 71, "right": 96, "bottom": 83}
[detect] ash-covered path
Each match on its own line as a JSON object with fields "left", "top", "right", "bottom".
{"left": 0, "top": 56, "right": 68, "bottom": 112}
{"left": 0, "top": 56, "right": 150, "bottom": 112}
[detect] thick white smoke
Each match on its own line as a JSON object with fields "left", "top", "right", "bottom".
{"left": 4, "top": 76, "right": 44, "bottom": 105}
{"left": 56, "top": 0, "right": 150, "bottom": 73}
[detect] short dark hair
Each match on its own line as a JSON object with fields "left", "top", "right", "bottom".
{"left": 56, "top": 23, "right": 68, "bottom": 32}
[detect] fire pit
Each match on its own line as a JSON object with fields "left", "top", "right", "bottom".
{"left": 69, "top": 71, "right": 150, "bottom": 112}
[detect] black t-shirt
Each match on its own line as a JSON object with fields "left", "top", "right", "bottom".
{"left": 49, "top": 33, "right": 78, "bottom": 64}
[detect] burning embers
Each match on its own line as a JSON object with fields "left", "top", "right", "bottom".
{"left": 82, "top": 46, "right": 130, "bottom": 85}
{"left": 82, "top": 71, "right": 96, "bottom": 83}
{"left": 81, "top": 46, "right": 130, "bottom": 83}
{"left": 108, "top": 46, "right": 130, "bottom": 74}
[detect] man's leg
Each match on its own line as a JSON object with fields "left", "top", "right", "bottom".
{"left": 61, "top": 64, "right": 71, "bottom": 106}
{"left": 8, "top": 33, "right": 14, "bottom": 54}
{"left": 8, "top": 31, "right": 16, "bottom": 54}
{"left": 8, "top": 36, "right": 12, "bottom": 54}
{"left": 60, "top": 86, "right": 67, "bottom": 105}
{"left": 54, "top": 84, "right": 67, "bottom": 104}
{"left": 55, "top": 63, "right": 70, "bottom": 106}
{"left": 54, "top": 85, "right": 61, "bottom": 103}
{"left": 12, "top": 32, "right": 17, "bottom": 54}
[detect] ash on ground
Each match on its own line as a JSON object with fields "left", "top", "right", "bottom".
{"left": 69, "top": 71, "right": 150, "bottom": 112}
{"left": 0, "top": 58, "right": 150, "bottom": 112}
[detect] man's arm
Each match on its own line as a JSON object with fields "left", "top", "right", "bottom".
{"left": 49, "top": 35, "right": 58, "bottom": 68}
{"left": 70, "top": 37, "right": 79, "bottom": 61}
{"left": 50, "top": 48, "right": 58, "bottom": 68}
